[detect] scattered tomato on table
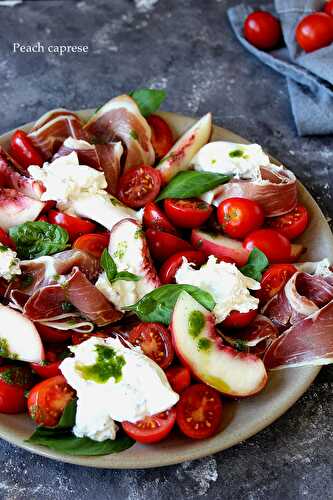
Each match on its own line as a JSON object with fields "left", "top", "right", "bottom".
{"left": 244, "top": 11, "right": 282, "bottom": 50}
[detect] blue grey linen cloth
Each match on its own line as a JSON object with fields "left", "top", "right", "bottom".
{"left": 228, "top": 0, "right": 333, "bottom": 136}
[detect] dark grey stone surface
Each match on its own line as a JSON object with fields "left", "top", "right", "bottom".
{"left": 0, "top": 0, "right": 332, "bottom": 498}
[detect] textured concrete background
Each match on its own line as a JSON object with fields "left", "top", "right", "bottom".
{"left": 0, "top": 0, "right": 332, "bottom": 498}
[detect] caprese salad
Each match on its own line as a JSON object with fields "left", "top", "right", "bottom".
{"left": 0, "top": 88, "right": 332, "bottom": 457}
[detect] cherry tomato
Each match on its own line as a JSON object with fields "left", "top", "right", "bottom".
{"left": 28, "top": 375, "right": 75, "bottom": 427}
{"left": 48, "top": 210, "right": 96, "bottom": 241}
{"left": 122, "top": 407, "right": 176, "bottom": 444}
{"left": 176, "top": 384, "right": 223, "bottom": 439}
{"left": 0, "top": 228, "right": 15, "bottom": 249}
{"left": 36, "top": 323, "right": 71, "bottom": 343}
{"left": 217, "top": 197, "right": 264, "bottom": 239}
{"left": 324, "top": 0, "right": 333, "bottom": 17}
{"left": 244, "top": 11, "right": 282, "bottom": 50}
{"left": 128, "top": 322, "right": 174, "bottom": 369}
{"left": 296, "top": 13, "right": 333, "bottom": 52}
{"left": 71, "top": 332, "right": 109, "bottom": 346}
{"left": 0, "top": 365, "right": 35, "bottom": 414}
{"left": 37, "top": 215, "right": 48, "bottom": 222}
{"left": 10, "top": 130, "right": 44, "bottom": 170}
{"left": 166, "top": 365, "right": 191, "bottom": 394}
{"left": 73, "top": 232, "right": 109, "bottom": 258}
{"left": 143, "top": 202, "right": 177, "bottom": 234}
{"left": 117, "top": 165, "right": 162, "bottom": 209}
{"left": 243, "top": 229, "right": 291, "bottom": 263}
{"left": 147, "top": 115, "right": 174, "bottom": 161}
{"left": 164, "top": 198, "right": 213, "bottom": 229}
{"left": 30, "top": 349, "right": 66, "bottom": 379}
{"left": 222, "top": 309, "right": 257, "bottom": 329}
{"left": 145, "top": 229, "right": 193, "bottom": 262}
{"left": 159, "top": 250, "right": 206, "bottom": 284}
{"left": 257, "top": 263, "right": 297, "bottom": 304}
{"left": 267, "top": 204, "right": 309, "bottom": 240}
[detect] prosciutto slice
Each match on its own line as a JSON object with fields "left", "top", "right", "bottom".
{"left": 263, "top": 300, "right": 333, "bottom": 369}
{"left": 84, "top": 95, "right": 155, "bottom": 170}
{"left": 0, "top": 147, "right": 44, "bottom": 200}
{"left": 209, "top": 165, "right": 297, "bottom": 217}
{"left": 31, "top": 108, "right": 81, "bottom": 131}
{"left": 0, "top": 188, "right": 44, "bottom": 230}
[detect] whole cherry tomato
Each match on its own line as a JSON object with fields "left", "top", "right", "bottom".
{"left": 267, "top": 204, "right": 309, "bottom": 240}
{"left": 222, "top": 309, "right": 258, "bottom": 329}
{"left": 257, "top": 263, "right": 297, "bottom": 304}
{"left": 122, "top": 408, "right": 176, "bottom": 444}
{"left": 147, "top": 115, "right": 174, "bottom": 161}
{"left": 10, "top": 130, "right": 44, "bottom": 170}
{"left": 296, "top": 13, "right": 333, "bottom": 52}
{"left": 30, "top": 349, "right": 64, "bottom": 379}
{"left": 159, "top": 250, "right": 206, "bottom": 284}
{"left": 73, "top": 232, "right": 109, "bottom": 258}
{"left": 217, "top": 197, "right": 264, "bottom": 239}
{"left": 243, "top": 228, "right": 291, "bottom": 263}
{"left": 244, "top": 11, "right": 282, "bottom": 50}
{"left": 324, "top": 0, "right": 333, "bottom": 17}
{"left": 145, "top": 229, "right": 193, "bottom": 262}
{"left": 143, "top": 202, "right": 177, "bottom": 234}
{"left": 165, "top": 365, "right": 191, "bottom": 394}
{"left": 0, "top": 365, "right": 35, "bottom": 414}
{"left": 164, "top": 199, "right": 213, "bottom": 229}
{"left": 128, "top": 322, "right": 174, "bottom": 369}
{"left": 48, "top": 210, "right": 96, "bottom": 241}
{"left": 117, "top": 165, "right": 162, "bottom": 209}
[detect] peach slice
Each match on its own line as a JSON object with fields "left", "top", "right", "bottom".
{"left": 191, "top": 229, "right": 249, "bottom": 266}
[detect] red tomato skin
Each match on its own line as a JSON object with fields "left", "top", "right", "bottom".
{"left": 176, "top": 384, "right": 223, "bottom": 440}
{"left": 164, "top": 199, "right": 213, "bottom": 229}
{"left": 145, "top": 229, "right": 193, "bottom": 262}
{"left": 128, "top": 322, "right": 174, "bottom": 369}
{"left": 222, "top": 308, "right": 258, "bottom": 329}
{"left": 0, "top": 365, "right": 34, "bottom": 414}
{"left": 48, "top": 210, "right": 96, "bottom": 241}
{"left": 324, "top": 1, "right": 333, "bottom": 17}
{"left": 71, "top": 332, "right": 109, "bottom": 346}
{"left": 147, "top": 115, "right": 174, "bottom": 161}
{"left": 166, "top": 366, "right": 191, "bottom": 394}
{"left": 143, "top": 202, "right": 177, "bottom": 234}
{"left": 122, "top": 408, "right": 176, "bottom": 444}
{"left": 31, "top": 360, "right": 62, "bottom": 379}
{"left": 37, "top": 215, "right": 48, "bottom": 222}
{"left": 117, "top": 165, "right": 162, "bottom": 209}
{"left": 257, "top": 263, "right": 297, "bottom": 304}
{"left": 217, "top": 197, "right": 264, "bottom": 239}
{"left": 36, "top": 323, "right": 71, "bottom": 343}
{"left": 243, "top": 228, "right": 291, "bottom": 263}
{"left": 0, "top": 228, "right": 15, "bottom": 249}
{"left": 267, "top": 205, "right": 309, "bottom": 240}
{"left": 73, "top": 232, "right": 109, "bottom": 258}
{"left": 296, "top": 13, "right": 333, "bottom": 52}
{"left": 244, "top": 11, "right": 282, "bottom": 50}
{"left": 159, "top": 250, "right": 206, "bottom": 284}
{"left": 10, "top": 130, "right": 44, "bottom": 170}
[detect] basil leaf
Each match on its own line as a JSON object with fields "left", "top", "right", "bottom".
{"left": 156, "top": 171, "right": 232, "bottom": 201}
{"left": 114, "top": 271, "right": 141, "bottom": 283}
{"left": 55, "top": 399, "right": 77, "bottom": 429}
{"left": 130, "top": 88, "right": 166, "bottom": 117}
{"left": 101, "top": 249, "right": 141, "bottom": 283}
{"left": 124, "top": 284, "right": 215, "bottom": 325}
{"left": 240, "top": 248, "right": 268, "bottom": 282}
{"left": 9, "top": 221, "right": 69, "bottom": 259}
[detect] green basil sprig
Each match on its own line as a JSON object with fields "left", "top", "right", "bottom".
{"left": 124, "top": 284, "right": 215, "bottom": 325}
{"left": 9, "top": 221, "right": 69, "bottom": 259}
{"left": 156, "top": 171, "right": 232, "bottom": 201}
{"left": 101, "top": 248, "right": 141, "bottom": 284}
{"left": 26, "top": 399, "right": 135, "bottom": 456}
{"left": 130, "top": 88, "right": 166, "bottom": 117}
{"left": 240, "top": 248, "right": 268, "bottom": 282}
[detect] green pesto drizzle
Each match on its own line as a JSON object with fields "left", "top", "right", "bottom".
{"left": 188, "top": 310, "right": 205, "bottom": 338}
{"left": 113, "top": 241, "right": 128, "bottom": 260}
{"left": 197, "top": 338, "right": 212, "bottom": 351}
{"left": 0, "top": 338, "right": 17, "bottom": 359}
{"left": 229, "top": 149, "right": 248, "bottom": 159}
{"left": 77, "top": 345, "right": 126, "bottom": 384}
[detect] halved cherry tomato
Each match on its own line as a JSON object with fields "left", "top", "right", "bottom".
{"left": 128, "top": 322, "right": 174, "bottom": 369}
{"left": 222, "top": 309, "right": 257, "bottom": 329}
{"left": 143, "top": 202, "right": 177, "bottom": 234}
{"left": 117, "top": 165, "right": 162, "bottom": 209}
{"left": 217, "top": 197, "right": 264, "bottom": 239}
{"left": 147, "top": 115, "right": 174, "bottom": 161}
{"left": 146, "top": 229, "right": 193, "bottom": 262}
{"left": 48, "top": 210, "right": 96, "bottom": 241}
{"left": 176, "top": 384, "right": 223, "bottom": 439}
{"left": 244, "top": 11, "right": 282, "bottom": 50}
{"left": 324, "top": 0, "right": 333, "bottom": 17}
{"left": 257, "top": 263, "right": 297, "bottom": 304}
{"left": 296, "top": 12, "right": 333, "bottom": 53}
{"left": 73, "top": 232, "right": 109, "bottom": 258}
{"left": 10, "top": 130, "right": 44, "bottom": 170}
{"left": 28, "top": 375, "right": 75, "bottom": 427}
{"left": 159, "top": 250, "right": 206, "bottom": 284}
{"left": 166, "top": 365, "right": 191, "bottom": 394}
{"left": 30, "top": 350, "right": 63, "bottom": 379}
{"left": 122, "top": 407, "right": 176, "bottom": 444}
{"left": 243, "top": 229, "right": 291, "bottom": 263}
{"left": 0, "top": 228, "right": 15, "bottom": 249}
{"left": 0, "top": 365, "right": 35, "bottom": 414}
{"left": 36, "top": 323, "right": 71, "bottom": 343}
{"left": 267, "top": 204, "right": 309, "bottom": 240}
{"left": 164, "top": 198, "right": 213, "bottom": 229}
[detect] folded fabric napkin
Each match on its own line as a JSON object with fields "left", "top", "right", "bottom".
{"left": 228, "top": 0, "right": 333, "bottom": 136}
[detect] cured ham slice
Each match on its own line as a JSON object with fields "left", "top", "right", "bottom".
{"left": 0, "top": 188, "right": 44, "bottom": 230}
{"left": 209, "top": 165, "right": 297, "bottom": 217}
{"left": 0, "top": 147, "right": 44, "bottom": 200}
{"left": 84, "top": 95, "right": 155, "bottom": 170}
{"left": 263, "top": 300, "right": 333, "bottom": 369}
{"left": 31, "top": 108, "right": 81, "bottom": 131}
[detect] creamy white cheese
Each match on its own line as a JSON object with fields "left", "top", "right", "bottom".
{"left": 63, "top": 137, "right": 95, "bottom": 150}
{"left": 60, "top": 336, "right": 178, "bottom": 442}
{"left": 296, "top": 258, "right": 333, "bottom": 277}
{"left": 175, "top": 256, "right": 260, "bottom": 323}
{"left": 0, "top": 244, "right": 21, "bottom": 281}
{"left": 28, "top": 152, "right": 138, "bottom": 230}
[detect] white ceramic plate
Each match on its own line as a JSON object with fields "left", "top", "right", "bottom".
{"left": 0, "top": 111, "right": 330, "bottom": 469}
